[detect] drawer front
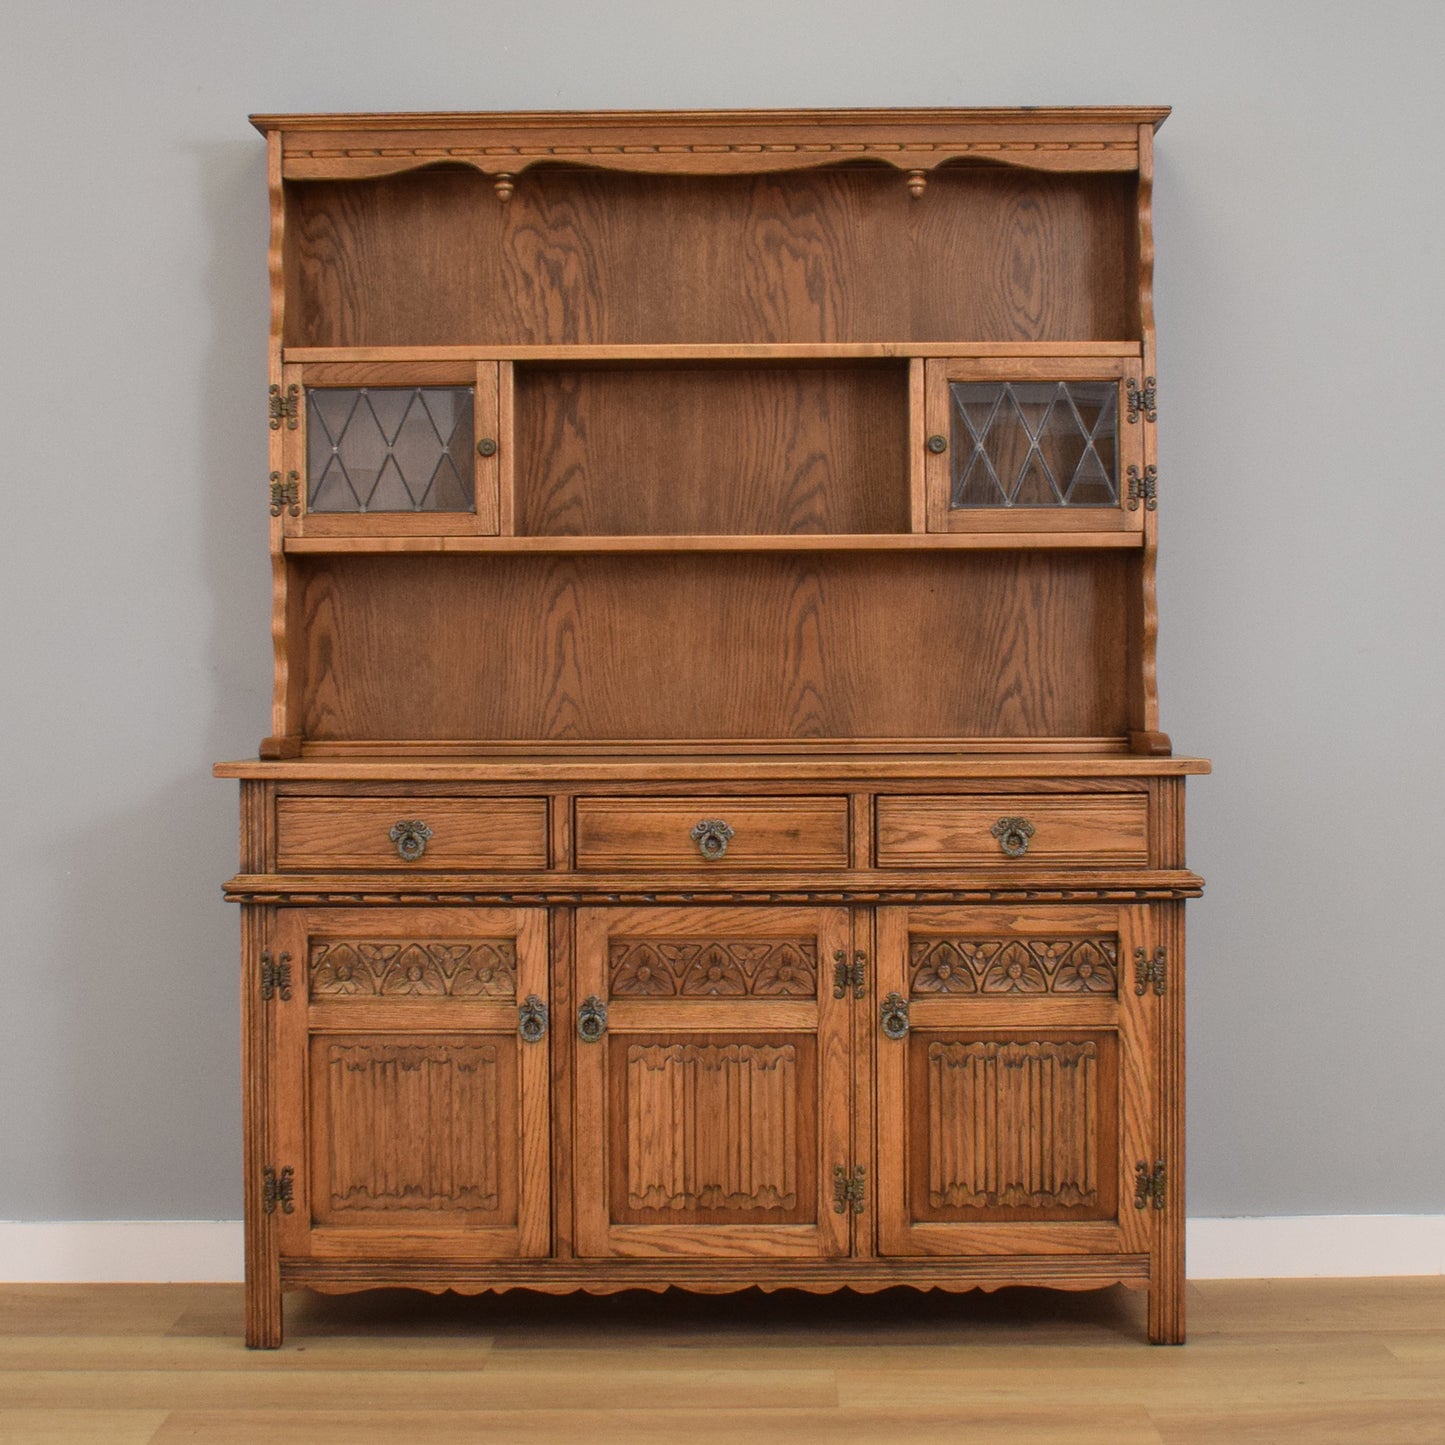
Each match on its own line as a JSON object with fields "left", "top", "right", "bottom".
{"left": 876, "top": 795, "right": 1149, "bottom": 869}
{"left": 575, "top": 797, "right": 850, "bottom": 870}
{"left": 276, "top": 798, "right": 549, "bottom": 871}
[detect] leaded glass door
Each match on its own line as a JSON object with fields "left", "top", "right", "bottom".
{"left": 924, "top": 358, "right": 1147, "bottom": 533}
{"left": 277, "top": 362, "right": 501, "bottom": 537}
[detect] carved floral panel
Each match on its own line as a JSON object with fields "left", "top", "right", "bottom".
{"left": 310, "top": 940, "right": 517, "bottom": 999}
{"left": 909, "top": 937, "right": 1117, "bottom": 997}
{"left": 609, "top": 938, "right": 817, "bottom": 999}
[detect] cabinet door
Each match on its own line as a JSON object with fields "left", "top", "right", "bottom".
{"left": 279, "top": 361, "right": 501, "bottom": 538}
{"left": 924, "top": 358, "right": 1147, "bottom": 533}
{"left": 272, "top": 906, "right": 549, "bottom": 1262}
{"left": 875, "top": 905, "right": 1155, "bottom": 1258}
{"left": 574, "top": 906, "right": 852, "bottom": 1260}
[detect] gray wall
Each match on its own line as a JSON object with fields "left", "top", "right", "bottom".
{"left": 3, "top": 0, "right": 1441, "bottom": 1222}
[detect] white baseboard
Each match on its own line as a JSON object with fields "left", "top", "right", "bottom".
{"left": 1186, "top": 1214, "right": 1445, "bottom": 1279}
{"left": 0, "top": 1216, "right": 1441, "bottom": 1284}
{"left": 0, "top": 1222, "right": 243, "bottom": 1283}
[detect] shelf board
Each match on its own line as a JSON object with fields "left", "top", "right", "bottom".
{"left": 283, "top": 341, "right": 1144, "bottom": 364}
{"left": 283, "top": 532, "right": 1144, "bottom": 555}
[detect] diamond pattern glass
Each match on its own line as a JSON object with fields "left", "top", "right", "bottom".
{"left": 948, "top": 381, "right": 1118, "bottom": 508}
{"left": 306, "top": 387, "right": 475, "bottom": 512}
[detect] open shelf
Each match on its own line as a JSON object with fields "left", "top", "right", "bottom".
{"left": 282, "top": 531, "right": 1143, "bottom": 554}
{"left": 284, "top": 166, "right": 1142, "bottom": 349}
{"left": 284, "top": 342, "right": 1145, "bottom": 363}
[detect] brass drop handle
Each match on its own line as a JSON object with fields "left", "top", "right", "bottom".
{"left": 389, "top": 819, "right": 433, "bottom": 862}
{"left": 880, "top": 992, "right": 910, "bottom": 1040}
{"left": 926, "top": 434, "right": 948, "bottom": 454}
{"left": 690, "top": 818, "right": 734, "bottom": 861}
{"left": 991, "top": 816, "right": 1035, "bottom": 858}
{"left": 578, "top": 995, "right": 608, "bottom": 1042}
{"left": 518, "top": 995, "right": 548, "bottom": 1043}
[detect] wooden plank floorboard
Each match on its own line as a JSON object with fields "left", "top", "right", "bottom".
{"left": 0, "top": 1280, "right": 1439, "bottom": 1442}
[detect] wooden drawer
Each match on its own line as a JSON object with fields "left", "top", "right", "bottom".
{"left": 275, "top": 797, "right": 549, "bottom": 871}
{"left": 575, "top": 797, "right": 850, "bottom": 870}
{"left": 875, "top": 795, "right": 1149, "bottom": 869}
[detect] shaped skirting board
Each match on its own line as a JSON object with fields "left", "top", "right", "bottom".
{"left": 0, "top": 1218, "right": 1441, "bottom": 1283}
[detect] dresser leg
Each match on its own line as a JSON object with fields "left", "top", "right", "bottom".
{"left": 1148, "top": 1248, "right": 1186, "bottom": 1344}
{"left": 244, "top": 1258, "right": 283, "bottom": 1349}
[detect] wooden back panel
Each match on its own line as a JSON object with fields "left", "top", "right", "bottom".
{"left": 514, "top": 363, "right": 909, "bottom": 536}
{"left": 285, "top": 166, "right": 1139, "bottom": 347}
{"left": 295, "top": 552, "right": 1130, "bottom": 741}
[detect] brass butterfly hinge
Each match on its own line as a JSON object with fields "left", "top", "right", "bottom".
{"left": 1126, "top": 375, "right": 1158, "bottom": 423}
{"left": 259, "top": 951, "right": 292, "bottom": 1002}
{"left": 1134, "top": 946, "right": 1167, "bottom": 996}
{"left": 261, "top": 1165, "right": 295, "bottom": 1215}
{"left": 833, "top": 1164, "right": 866, "bottom": 1215}
{"left": 268, "top": 383, "right": 299, "bottom": 430}
{"left": 1126, "top": 464, "right": 1158, "bottom": 511}
{"left": 269, "top": 471, "right": 300, "bottom": 518}
{"left": 832, "top": 950, "right": 867, "bottom": 1000}
{"left": 1134, "top": 1159, "right": 1167, "bottom": 1211}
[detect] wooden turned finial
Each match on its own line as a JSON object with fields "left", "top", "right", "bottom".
{"left": 906, "top": 169, "right": 927, "bottom": 199}
{"left": 494, "top": 172, "right": 515, "bottom": 203}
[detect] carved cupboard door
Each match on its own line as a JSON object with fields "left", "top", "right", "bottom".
{"left": 271, "top": 907, "right": 549, "bottom": 1261}
{"left": 875, "top": 905, "right": 1156, "bottom": 1258}
{"left": 573, "top": 906, "right": 852, "bottom": 1259}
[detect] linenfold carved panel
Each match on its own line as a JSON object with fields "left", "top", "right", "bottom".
{"left": 609, "top": 938, "right": 817, "bottom": 998}
{"left": 926, "top": 1039, "right": 1099, "bottom": 1209}
{"left": 309, "top": 940, "right": 517, "bottom": 999}
{"left": 910, "top": 937, "right": 1117, "bottom": 996}
{"left": 625, "top": 1043, "right": 798, "bottom": 1211}
{"left": 319, "top": 1040, "right": 504, "bottom": 1213}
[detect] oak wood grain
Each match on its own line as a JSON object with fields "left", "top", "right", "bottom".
{"left": 514, "top": 364, "right": 909, "bottom": 536}
{"left": 295, "top": 552, "right": 1131, "bottom": 742}
{"left": 574, "top": 797, "right": 849, "bottom": 870}
{"left": 224, "top": 107, "right": 1206, "bottom": 1347}
{"left": 274, "top": 796, "right": 548, "bottom": 871}
{"left": 287, "top": 168, "right": 1137, "bottom": 348}
{"left": 876, "top": 795, "right": 1150, "bottom": 869}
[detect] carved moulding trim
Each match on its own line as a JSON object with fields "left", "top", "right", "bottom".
{"left": 226, "top": 883, "right": 1204, "bottom": 905}
{"left": 280, "top": 1254, "right": 1153, "bottom": 1292}
{"left": 280, "top": 138, "right": 1139, "bottom": 182}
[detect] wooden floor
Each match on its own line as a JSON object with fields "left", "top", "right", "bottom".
{"left": 0, "top": 1279, "right": 1441, "bottom": 1443}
